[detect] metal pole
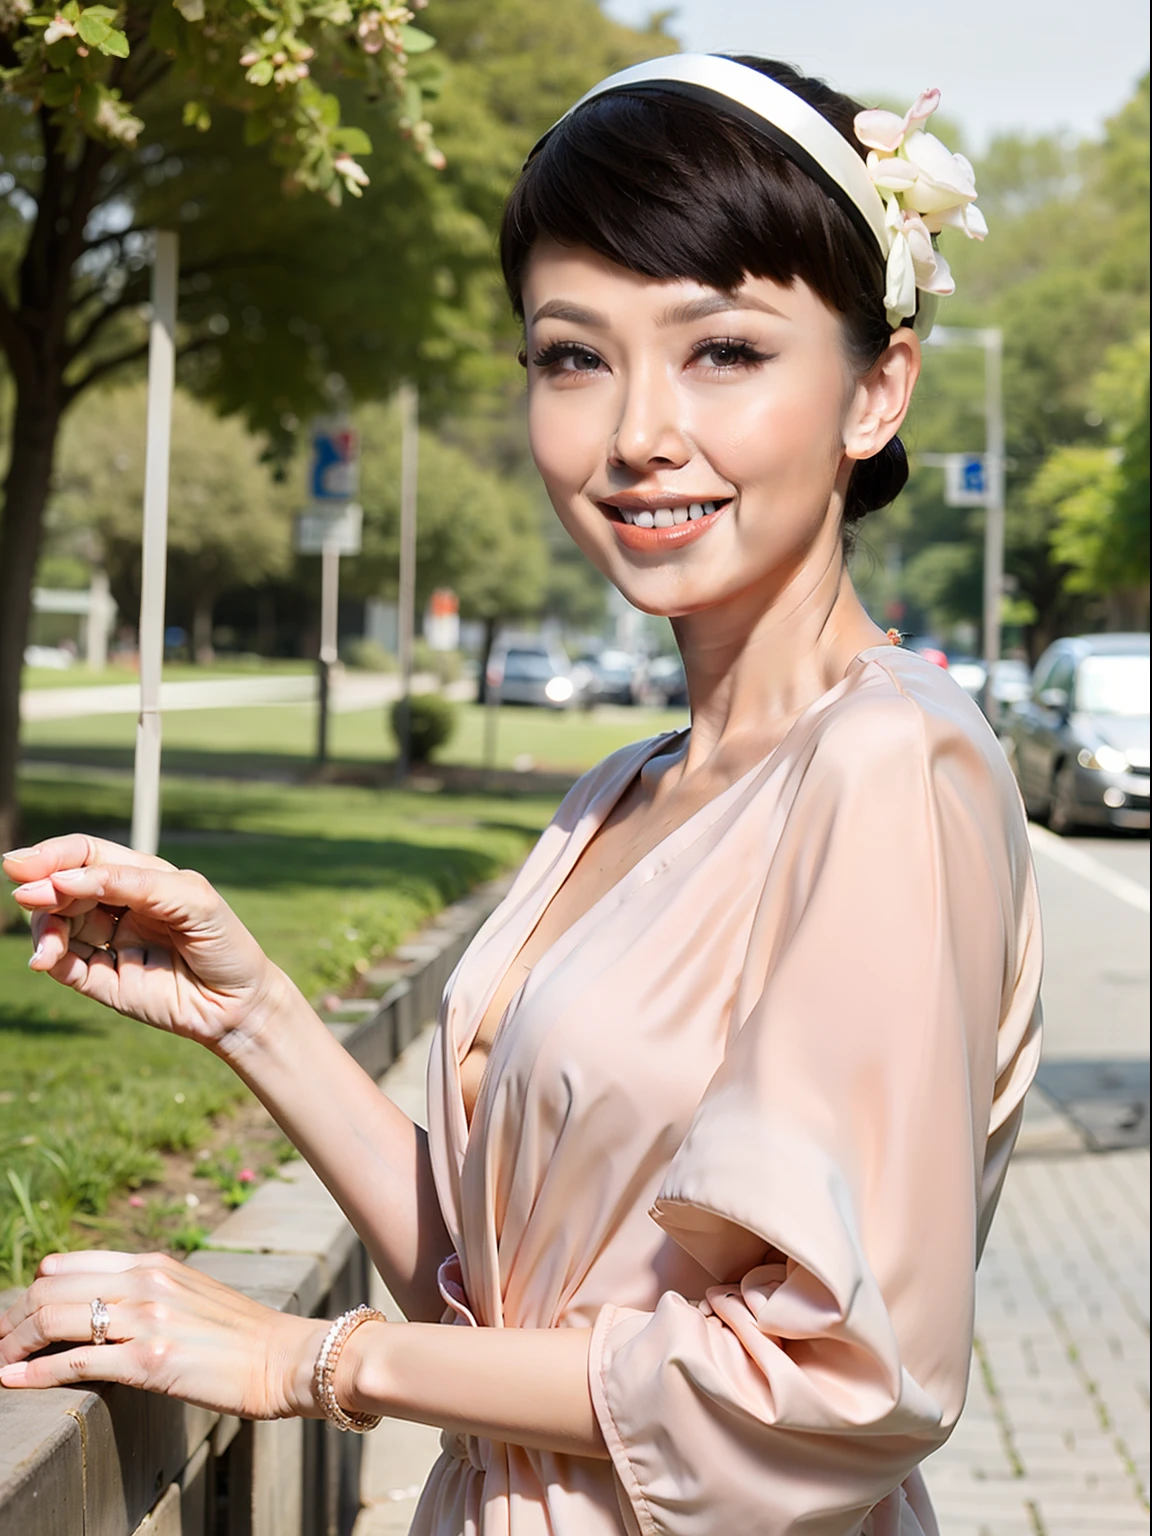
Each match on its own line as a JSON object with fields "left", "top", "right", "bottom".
{"left": 131, "top": 230, "right": 178, "bottom": 855}
{"left": 484, "top": 694, "right": 499, "bottom": 771}
{"left": 982, "top": 328, "right": 1005, "bottom": 669}
{"left": 395, "top": 381, "right": 418, "bottom": 780}
{"left": 316, "top": 537, "right": 340, "bottom": 764}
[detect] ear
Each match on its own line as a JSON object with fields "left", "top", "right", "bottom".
{"left": 843, "top": 329, "right": 921, "bottom": 461}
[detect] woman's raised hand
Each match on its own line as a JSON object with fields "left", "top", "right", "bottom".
{"left": 3, "top": 835, "right": 286, "bottom": 1056}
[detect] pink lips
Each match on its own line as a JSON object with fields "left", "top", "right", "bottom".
{"left": 602, "top": 500, "right": 730, "bottom": 552}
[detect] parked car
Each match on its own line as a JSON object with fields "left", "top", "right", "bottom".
{"left": 637, "top": 654, "right": 690, "bottom": 709}
{"left": 588, "top": 649, "right": 641, "bottom": 706}
{"left": 487, "top": 641, "right": 580, "bottom": 709}
{"left": 901, "top": 635, "right": 950, "bottom": 669}
{"left": 945, "top": 655, "right": 987, "bottom": 705}
{"left": 1003, "top": 633, "right": 1150, "bottom": 833}
{"left": 983, "top": 658, "right": 1032, "bottom": 730}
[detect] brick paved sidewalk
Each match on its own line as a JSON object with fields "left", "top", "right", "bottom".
{"left": 355, "top": 1032, "right": 1150, "bottom": 1536}
{"left": 922, "top": 1140, "right": 1150, "bottom": 1535}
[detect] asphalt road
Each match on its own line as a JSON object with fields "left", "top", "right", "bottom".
{"left": 1027, "top": 827, "right": 1149, "bottom": 1063}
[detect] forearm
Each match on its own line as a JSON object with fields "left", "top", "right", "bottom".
{"left": 341, "top": 1320, "right": 608, "bottom": 1459}
{"left": 219, "top": 967, "right": 451, "bottom": 1322}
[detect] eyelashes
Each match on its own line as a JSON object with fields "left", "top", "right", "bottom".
{"left": 531, "top": 341, "right": 603, "bottom": 371}
{"left": 689, "top": 337, "right": 773, "bottom": 369}
{"left": 529, "top": 337, "right": 774, "bottom": 375}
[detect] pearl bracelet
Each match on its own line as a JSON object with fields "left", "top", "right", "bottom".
{"left": 314, "top": 1305, "right": 388, "bottom": 1432}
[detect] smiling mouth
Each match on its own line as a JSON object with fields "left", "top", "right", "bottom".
{"left": 602, "top": 498, "right": 731, "bottom": 528}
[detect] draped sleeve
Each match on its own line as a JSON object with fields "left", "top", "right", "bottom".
{"left": 588, "top": 684, "right": 1043, "bottom": 1536}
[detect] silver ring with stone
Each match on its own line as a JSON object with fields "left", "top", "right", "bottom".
{"left": 90, "top": 1297, "right": 110, "bottom": 1345}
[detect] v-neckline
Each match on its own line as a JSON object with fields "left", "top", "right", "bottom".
{"left": 448, "top": 642, "right": 901, "bottom": 1150}
{"left": 453, "top": 728, "right": 687, "bottom": 1138}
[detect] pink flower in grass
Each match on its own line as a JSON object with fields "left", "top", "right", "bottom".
{"left": 237, "top": 1168, "right": 255, "bottom": 1184}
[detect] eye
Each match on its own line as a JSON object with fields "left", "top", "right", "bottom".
{"left": 690, "top": 338, "right": 772, "bottom": 372}
{"left": 531, "top": 341, "right": 607, "bottom": 374}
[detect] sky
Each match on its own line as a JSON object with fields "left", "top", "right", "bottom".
{"left": 602, "top": 0, "right": 1149, "bottom": 151}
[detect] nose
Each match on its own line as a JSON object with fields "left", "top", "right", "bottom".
{"left": 608, "top": 363, "right": 691, "bottom": 472}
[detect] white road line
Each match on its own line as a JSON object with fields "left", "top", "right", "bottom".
{"left": 1028, "top": 823, "right": 1151, "bottom": 914}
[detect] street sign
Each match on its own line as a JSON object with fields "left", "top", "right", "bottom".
{"left": 294, "top": 503, "right": 362, "bottom": 556}
{"left": 425, "top": 587, "right": 459, "bottom": 651}
{"left": 309, "top": 417, "right": 359, "bottom": 502}
{"left": 944, "top": 453, "right": 987, "bottom": 506}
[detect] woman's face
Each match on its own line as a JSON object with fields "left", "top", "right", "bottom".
{"left": 522, "top": 239, "right": 902, "bottom": 619}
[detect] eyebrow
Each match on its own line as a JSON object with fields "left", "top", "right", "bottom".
{"left": 529, "top": 292, "right": 788, "bottom": 328}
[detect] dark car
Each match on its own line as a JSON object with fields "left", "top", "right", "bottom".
{"left": 636, "top": 654, "right": 690, "bottom": 709}
{"left": 487, "top": 642, "right": 580, "bottom": 709}
{"left": 1004, "top": 633, "right": 1150, "bottom": 833}
{"left": 589, "top": 649, "right": 641, "bottom": 706}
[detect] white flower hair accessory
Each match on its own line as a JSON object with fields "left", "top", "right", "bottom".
{"left": 854, "top": 89, "right": 988, "bottom": 328}
{"left": 533, "top": 57, "right": 987, "bottom": 336}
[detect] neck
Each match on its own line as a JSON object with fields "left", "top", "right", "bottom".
{"left": 671, "top": 523, "right": 886, "bottom": 775}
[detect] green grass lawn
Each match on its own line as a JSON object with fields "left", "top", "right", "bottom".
{"left": 23, "top": 657, "right": 314, "bottom": 690}
{"left": 23, "top": 699, "right": 688, "bottom": 775}
{"left": 2, "top": 768, "right": 559, "bottom": 1286}
{"left": 5, "top": 695, "right": 685, "bottom": 1284}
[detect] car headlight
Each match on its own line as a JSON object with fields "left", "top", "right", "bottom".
{"left": 1078, "top": 744, "right": 1130, "bottom": 772}
{"left": 544, "top": 676, "right": 574, "bottom": 703}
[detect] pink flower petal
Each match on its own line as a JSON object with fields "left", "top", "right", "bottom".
{"left": 854, "top": 108, "right": 909, "bottom": 154}
{"left": 905, "top": 88, "right": 941, "bottom": 128}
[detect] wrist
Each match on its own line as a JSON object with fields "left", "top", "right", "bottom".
{"left": 339, "top": 1318, "right": 394, "bottom": 1419}
{"left": 212, "top": 963, "right": 307, "bottom": 1068}
{"left": 277, "top": 1315, "right": 331, "bottom": 1420}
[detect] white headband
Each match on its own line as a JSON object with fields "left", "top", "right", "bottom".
{"left": 530, "top": 54, "right": 987, "bottom": 334}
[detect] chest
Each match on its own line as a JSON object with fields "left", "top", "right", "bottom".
{"left": 459, "top": 764, "right": 739, "bottom": 1125}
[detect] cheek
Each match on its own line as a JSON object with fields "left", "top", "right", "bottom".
{"left": 691, "top": 373, "right": 845, "bottom": 488}
{"left": 527, "top": 387, "right": 600, "bottom": 499}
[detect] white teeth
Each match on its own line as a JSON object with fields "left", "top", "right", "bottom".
{"left": 688, "top": 503, "right": 703, "bottom": 520}
{"left": 635, "top": 510, "right": 655, "bottom": 529}
{"left": 620, "top": 510, "right": 636, "bottom": 524}
{"left": 672, "top": 507, "right": 688, "bottom": 524}
{"left": 654, "top": 509, "right": 674, "bottom": 528}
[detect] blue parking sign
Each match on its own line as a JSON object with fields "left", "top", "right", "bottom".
{"left": 945, "top": 453, "right": 988, "bottom": 506}
{"left": 309, "top": 418, "right": 359, "bottom": 502}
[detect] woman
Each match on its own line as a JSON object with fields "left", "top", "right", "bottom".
{"left": 2, "top": 54, "right": 1041, "bottom": 1536}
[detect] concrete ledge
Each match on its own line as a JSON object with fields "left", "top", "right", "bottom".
{"left": 0, "top": 870, "right": 512, "bottom": 1536}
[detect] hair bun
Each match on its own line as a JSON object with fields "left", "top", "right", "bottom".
{"left": 846, "top": 435, "right": 907, "bottom": 523}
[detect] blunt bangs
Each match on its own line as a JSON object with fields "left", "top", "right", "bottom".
{"left": 500, "top": 88, "right": 887, "bottom": 344}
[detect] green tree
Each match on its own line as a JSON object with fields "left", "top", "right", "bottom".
{"left": 346, "top": 397, "right": 547, "bottom": 682}
{"left": 1039, "top": 334, "right": 1150, "bottom": 625}
{"left": 0, "top": 0, "right": 442, "bottom": 852}
{"left": 865, "top": 74, "right": 1150, "bottom": 652}
{"left": 49, "top": 384, "right": 294, "bottom": 658}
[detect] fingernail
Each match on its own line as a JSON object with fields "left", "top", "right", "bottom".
{"left": 3, "top": 847, "right": 40, "bottom": 861}
{"left": 29, "top": 944, "right": 45, "bottom": 969}
{"left": 0, "top": 1362, "right": 28, "bottom": 1384}
{"left": 52, "top": 869, "right": 86, "bottom": 889}
{"left": 39, "top": 1257, "right": 57, "bottom": 1275}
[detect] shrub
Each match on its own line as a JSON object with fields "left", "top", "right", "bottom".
{"left": 390, "top": 693, "right": 457, "bottom": 764}
{"left": 343, "top": 636, "right": 399, "bottom": 672}
{"left": 413, "top": 639, "right": 463, "bottom": 685}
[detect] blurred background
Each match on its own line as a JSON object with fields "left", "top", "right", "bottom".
{"left": 2, "top": 2, "right": 1148, "bottom": 1531}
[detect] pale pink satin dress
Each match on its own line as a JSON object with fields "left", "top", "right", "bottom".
{"left": 415, "top": 645, "right": 1043, "bottom": 1536}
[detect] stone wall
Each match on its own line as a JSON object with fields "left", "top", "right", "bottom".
{"left": 0, "top": 875, "right": 511, "bottom": 1536}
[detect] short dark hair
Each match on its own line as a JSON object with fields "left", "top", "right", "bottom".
{"left": 500, "top": 56, "right": 909, "bottom": 526}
